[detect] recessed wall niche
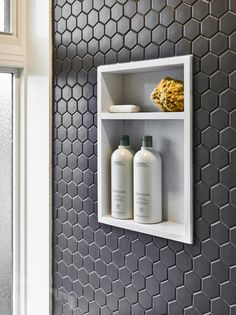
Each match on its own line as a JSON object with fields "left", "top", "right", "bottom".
{"left": 98, "top": 55, "right": 193, "bottom": 244}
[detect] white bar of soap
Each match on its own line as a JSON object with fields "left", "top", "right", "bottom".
{"left": 109, "top": 105, "right": 141, "bottom": 113}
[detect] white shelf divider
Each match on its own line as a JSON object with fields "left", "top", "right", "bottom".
{"left": 100, "top": 112, "right": 185, "bottom": 120}
{"left": 98, "top": 55, "right": 193, "bottom": 244}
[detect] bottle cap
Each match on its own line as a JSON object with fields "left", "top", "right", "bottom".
{"left": 119, "top": 135, "right": 129, "bottom": 146}
{"left": 142, "top": 135, "right": 152, "bottom": 147}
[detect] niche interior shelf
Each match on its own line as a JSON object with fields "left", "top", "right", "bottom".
{"left": 97, "top": 55, "right": 193, "bottom": 244}
{"left": 100, "top": 112, "right": 185, "bottom": 120}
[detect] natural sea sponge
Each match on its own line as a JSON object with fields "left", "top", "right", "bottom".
{"left": 150, "top": 77, "right": 184, "bottom": 112}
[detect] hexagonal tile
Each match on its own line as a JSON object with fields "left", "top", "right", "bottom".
{"left": 111, "top": 33, "right": 124, "bottom": 51}
{"left": 100, "top": 276, "right": 112, "bottom": 294}
{"left": 193, "top": 36, "right": 209, "bottom": 58}
{"left": 161, "top": 280, "right": 176, "bottom": 302}
{"left": 192, "top": 0, "right": 209, "bottom": 21}
{"left": 111, "top": 3, "right": 123, "bottom": 20}
{"left": 125, "top": 285, "right": 138, "bottom": 304}
{"left": 153, "top": 296, "right": 167, "bottom": 315}
{"left": 211, "top": 183, "right": 229, "bottom": 207}
{"left": 160, "top": 40, "right": 175, "bottom": 57}
{"left": 105, "top": 19, "right": 116, "bottom": 37}
{"left": 112, "top": 280, "right": 124, "bottom": 299}
{"left": 167, "top": 266, "right": 183, "bottom": 287}
{"left": 201, "top": 90, "right": 218, "bottom": 113}
{"left": 195, "top": 181, "right": 210, "bottom": 204}
{"left": 145, "top": 11, "right": 159, "bottom": 30}
{"left": 220, "top": 51, "right": 236, "bottom": 73}
{"left": 202, "top": 127, "right": 219, "bottom": 149}
{"left": 117, "top": 16, "right": 130, "bottom": 34}
{"left": 160, "top": 6, "right": 174, "bottom": 27}
{"left": 211, "top": 108, "right": 229, "bottom": 131}
{"left": 220, "top": 11, "right": 236, "bottom": 35}
{"left": 152, "top": 25, "right": 166, "bottom": 45}
{"left": 124, "top": 30, "right": 137, "bottom": 49}
{"left": 185, "top": 270, "right": 201, "bottom": 293}
{"left": 160, "top": 247, "right": 176, "bottom": 268}
{"left": 123, "top": 1, "right": 136, "bottom": 18}
{"left": 221, "top": 127, "right": 236, "bottom": 150}
{"left": 131, "top": 13, "right": 144, "bottom": 32}
{"left": 221, "top": 166, "right": 236, "bottom": 189}
{"left": 138, "top": 28, "right": 151, "bottom": 48}
{"left": 212, "top": 297, "right": 229, "bottom": 315}
{"left": 176, "top": 251, "right": 192, "bottom": 272}
{"left": 62, "top": 112, "right": 72, "bottom": 128}
{"left": 175, "top": 38, "right": 191, "bottom": 55}
{"left": 146, "top": 275, "right": 160, "bottom": 295}
{"left": 211, "top": 70, "right": 228, "bottom": 94}
{"left": 211, "top": 33, "right": 228, "bottom": 56}
{"left": 183, "top": 19, "right": 200, "bottom": 41}
{"left": 153, "top": 261, "right": 168, "bottom": 282}
{"left": 119, "top": 266, "right": 131, "bottom": 287}
{"left": 176, "top": 286, "right": 192, "bottom": 308}
{"left": 211, "top": 145, "right": 229, "bottom": 169}
{"left": 168, "top": 22, "right": 183, "bottom": 43}
{"left": 195, "top": 108, "right": 210, "bottom": 130}
{"left": 139, "top": 290, "right": 152, "bottom": 310}
{"left": 88, "top": 9, "right": 99, "bottom": 27}
{"left": 201, "top": 53, "right": 218, "bottom": 75}
{"left": 221, "top": 281, "right": 236, "bottom": 305}
{"left": 131, "top": 303, "right": 144, "bottom": 315}
{"left": 202, "top": 16, "right": 218, "bottom": 38}
{"left": 176, "top": 3, "right": 191, "bottom": 24}
{"left": 137, "top": 0, "right": 151, "bottom": 14}
{"left": 202, "top": 166, "right": 218, "bottom": 190}
{"left": 221, "top": 243, "right": 236, "bottom": 266}
{"left": 212, "top": 222, "right": 229, "bottom": 247}
{"left": 202, "top": 238, "right": 219, "bottom": 261}
{"left": 139, "top": 257, "right": 152, "bottom": 277}
{"left": 107, "top": 293, "right": 118, "bottom": 312}
{"left": 82, "top": 0, "right": 93, "bottom": 14}
{"left": 100, "top": 246, "right": 112, "bottom": 265}
{"left": 221, "top": 204, "right": 236, "bottom": 228}
{"left": 93, "top": 22, "right": 105, "bottom": 40}
{"left": 194, "top": 255, "right": 210, "bottom": 278}
{"left": 203, "top": 276, "right": 220, "bottom": 299}
{"left": 195, "top": 144, "right": 210, "bottom": 167}
{"left": 193, "top": 292, "right": 210, "bottom": 314}
{"left": 118, "top": 298, "right": 131, "bottom": 315}
{"left": 212, "top": 260, "right": 229, "bottom": 285}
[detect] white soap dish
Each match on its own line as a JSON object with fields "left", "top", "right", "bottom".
{"left": 109, "top": 105, "right": 141, "bottom": 113}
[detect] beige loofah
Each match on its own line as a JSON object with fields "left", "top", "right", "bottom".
{"left": 150, "top": 77, "right": 184, "bottom": 112}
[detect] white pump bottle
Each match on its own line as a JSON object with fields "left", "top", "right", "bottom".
{"left": 134, "top": 136, "right": 162, "bottom": 224}
{"left": 111, "top": 135, "right": 134, "bottom": 219}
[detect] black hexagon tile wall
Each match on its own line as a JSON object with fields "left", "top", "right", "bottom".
{"left": 53, "top": 1, "right": 236, "bottom": 314}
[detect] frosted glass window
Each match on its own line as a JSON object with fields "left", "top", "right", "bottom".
{"left": 0, "top": 0, "right": 11, "bottom": 33}
{"left": 0, "top": 73, "right": 13, "bottom": 315}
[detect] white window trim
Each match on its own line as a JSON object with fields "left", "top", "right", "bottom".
{"left": 0, "top": 0, "right": 27, "bottom": 67}
{"left": 0, "top": 0, "right": 52, "bottom": 314}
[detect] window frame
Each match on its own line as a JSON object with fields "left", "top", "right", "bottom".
{"left": 0, "top": 67, "right": 20, "bottom": 315}
{"left": 0, "top": 0, "right": 52, "bottom": 314}
{"left": 0, "top": 0, "right": 27, "bottom": 67}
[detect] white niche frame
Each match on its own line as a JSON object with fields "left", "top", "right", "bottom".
{"left": 97, "top": 55, "right": 193, "bottom": 244}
